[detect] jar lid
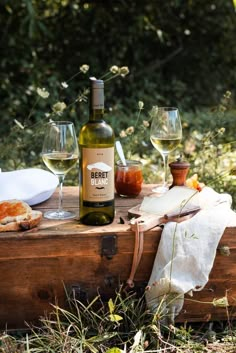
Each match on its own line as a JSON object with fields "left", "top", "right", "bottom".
{"left": 169, "top": 157, "right": 190, "bottom": 170}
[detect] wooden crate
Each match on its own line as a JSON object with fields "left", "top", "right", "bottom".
{"left": 0, "top": 185, "right": 235, "bottom": 329}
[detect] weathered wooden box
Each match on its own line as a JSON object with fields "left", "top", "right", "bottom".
{"left": 0, "top": 185, "right": 235, "bottom": 329}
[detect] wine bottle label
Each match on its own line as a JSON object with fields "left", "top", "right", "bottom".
{"left": 82, "top": 147, "right": 114, "bottom": 205}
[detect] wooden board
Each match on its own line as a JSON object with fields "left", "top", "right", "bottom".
{"left": 128, "top": 203, "right": 200, "bottom": 232}
{"left": 0, "top": 185, "right": 235, "bottom": 329}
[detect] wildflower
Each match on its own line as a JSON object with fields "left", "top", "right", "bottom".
{"left": 36, "top": 87, "right": 50, "bottom": 99}
{"left": 61, "top": 82, "right": 68, "bottom": 89}
{"left": 138, "top": 101, "right": 144, "bottom": 110}
{"left": 77, "top": 88, "right": 89, "bottom": 103}
{"left": 13, "top": 99, "right": 20, "bottom": 106}
{"left": 125, "top": 126, "right": 134, "bottom": 135}
{"left": 212, "top": 296, "right": 229, "bottom": 307}
{"left": 117, "top": 100, "right": 149, "bottom": 159}
{"left": 110, "top": 65, "right": 119, "bottom": 74}
{"left": 219, "top": 104, "right": 226, "bottom": 112}
{"left": 185, "top": 139, "right": 196, "bottom": 154}
{"left": 224, "top": 90, "right": 231, "bottom": 99}
{"left": 80, "top": 64, "right": 89, "bottom": 74}
{"left": 25, "top": 85, "right": 34, "bottom": 95}
{"left": 120, "top": 66, "right": 129, "bottom": 77}
{"left": 14, "top": 119, "right": 24, "bottom": 129}
{"left": 143, "top": 120, "right": 149, "bottom": 127}
{"left": 218, "top": 127, "right": 225, "bottom": 135}
{"left": 184, "top": 28, "right": 191, "bottom": 35}
{"left": 108, "top": 298, "right": 123, "bottom": 322}
{"left": 52, "top": 101, "right": 67, "bottom": 115}
{"left": 157, "top": 29, "right": 163, "bottom": 41}
{"left": 120, "top": 130, "right": 127, "bottom": 138}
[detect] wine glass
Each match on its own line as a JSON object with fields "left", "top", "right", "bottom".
{"left": 150, "top": 107, "right": 182, "bottom": 193}
{"left": 42, "top": 121, "right": 79, "bottom": 219}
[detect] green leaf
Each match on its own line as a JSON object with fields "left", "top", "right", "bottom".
{"left": 108, "top": 314, "right": 123, "bottom": 322}
{"left": 108, "top": 298, "right": 115, "bottom": 314}
{"left": 88, "top": 332, "right": 117, "bottom": 343}
{"left": 105, "top": 348, "right": 122, "bottom": 353}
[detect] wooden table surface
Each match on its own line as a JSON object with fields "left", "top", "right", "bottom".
{"left": 1, "top": 184, "right": 235, "bottom": 238}
{"left": 0, "top": 184, "right": 162, "bottom": 239}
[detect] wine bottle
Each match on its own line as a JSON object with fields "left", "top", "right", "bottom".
{"left": 79, "top": 78, "right": 115, "bottom": 225}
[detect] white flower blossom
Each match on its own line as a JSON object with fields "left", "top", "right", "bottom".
{"left": 14, "top": 119, "right": 24, "bottom": 129}
{"left": 120, "top": 130, "right": 127, "bottom": 138}
{"left": 224, "top": 91, "right": 231, "bottom": 98}
{"left": 143, "top": 120, "right": 149, "bottom": 127}
{"left": 219, "top": 104, "right": 226, "bottom": 112}
{"left": 110, "top": 65, "right": 119, "bottom": 74}
{"left": 52, "top": 101, "right": 67, "bottom": 115}
{"left": 36, "top": 87, "right": 50, "bottom": 99}
{"left": 138, "top": 101, "right": 144, "bottom": 110}
{"left": 80, "top": 64, "right": 89, "bottom": 74}
{"left": 120, "top": 66, "right": 129, "bottom": 77}
{"left": 218, "top": 127, "right": 225, "bottom": 135}
{"left": 125, "top": 126, "right": 134, "bottom": 135}
{"left": 61, "top": 82, "right": 68, "bottom": 89}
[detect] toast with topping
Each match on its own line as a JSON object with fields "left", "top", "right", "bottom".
{"left": 0, "top": 200, "right": 42, "bottom": 232}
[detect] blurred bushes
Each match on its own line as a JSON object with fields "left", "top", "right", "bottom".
{"left": 1, "top": 0, "right": 235, "bottom": 121}
{"left": 0, "top": 0, "right": 235, "bottom": 202}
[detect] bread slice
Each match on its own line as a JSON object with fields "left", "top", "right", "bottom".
{"left": 0, "top": 200, "right": 42, "bottom": 232}
{"left": 0, "top": 200, "right": 32, "bottom": 224}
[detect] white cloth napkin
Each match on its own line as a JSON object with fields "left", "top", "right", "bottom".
{"left": 145, "top": 187, "right": 236, "bottom": 322}
{"left": 0, "top": 168, "right": 58, "bottom": 206}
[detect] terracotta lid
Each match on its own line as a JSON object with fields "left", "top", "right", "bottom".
{"left": 169, "top": 157, "right": 190, "bottom": 170}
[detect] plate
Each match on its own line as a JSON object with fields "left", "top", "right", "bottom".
{"left": 0, "top": 168, "right": 59, "bottom": 206}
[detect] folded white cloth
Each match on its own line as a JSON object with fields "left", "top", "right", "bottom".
{"left": 0, "top": 168, "right": 58, "bottom": 206}
{"left": 145, "top": 187, "right": 236, "bottom": 322}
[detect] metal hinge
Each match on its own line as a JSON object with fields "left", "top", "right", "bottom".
{"left": 101, "top": 234, "right": 117, "bottom": 259}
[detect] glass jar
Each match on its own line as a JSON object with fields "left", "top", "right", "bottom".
{"left": 115, "top": 160, "right": 143, "bottom": 197}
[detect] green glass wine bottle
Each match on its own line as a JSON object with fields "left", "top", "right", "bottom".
{"left": 79, "top": 78, "right": 115, "bottom": 225}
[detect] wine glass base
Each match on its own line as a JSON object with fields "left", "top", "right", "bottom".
{"left": 152, "top": 185, "right": 169, "bottom": 194}
{"left": 44, "top": 210, "right": 76, "bottom": 220}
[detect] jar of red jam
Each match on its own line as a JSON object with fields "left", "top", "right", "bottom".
{"left": 115, "top": 160, "right": 143, "bottom": 197}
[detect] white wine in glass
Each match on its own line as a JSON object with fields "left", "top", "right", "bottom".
{"left": 150, "top": 107, "right": 182, "bottom": 193}
{"left": 42, "top": 121, "right": 79, "bottom": 219}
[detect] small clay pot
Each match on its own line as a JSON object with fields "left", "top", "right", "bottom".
{"left": 169, "top": 157, "right": 190, "bottom": 188}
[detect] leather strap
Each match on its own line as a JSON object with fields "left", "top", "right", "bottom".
{"left": 126, "top": 221, "right": 144, "bottom": 288}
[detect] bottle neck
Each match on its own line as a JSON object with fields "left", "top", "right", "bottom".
{"left": 89, "top": 83, "right": 104, "bottom": 121}
{"left": 89, "top": 108, "right": 104, "bottom": 121}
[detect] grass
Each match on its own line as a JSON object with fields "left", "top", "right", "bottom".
{"left": 0, "top": 289, "right": 236, "bottom": 353}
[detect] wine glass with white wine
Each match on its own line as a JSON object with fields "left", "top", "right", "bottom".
{"left": 42, "top": 121, "right": 79, "bottom": 219}
{"left": 150, "top": 107, "right": 182, "bottom": 193}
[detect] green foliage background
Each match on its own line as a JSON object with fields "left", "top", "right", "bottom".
{"left": 0, "top": 0, "right": 235, "bottom": 202}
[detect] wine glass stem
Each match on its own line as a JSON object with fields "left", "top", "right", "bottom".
{"left": 162, "top": 153, "right": 169, "bottom": 187}
{"left": 58, "top": 175, "right": 65, "bottom": 213}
